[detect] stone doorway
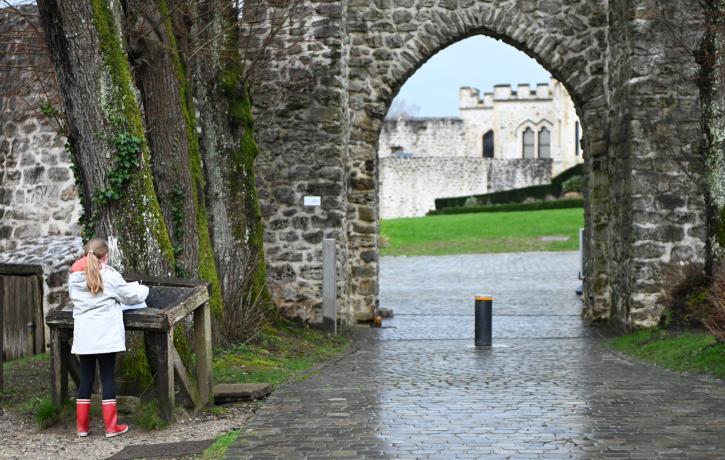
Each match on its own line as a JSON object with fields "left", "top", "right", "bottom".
{"left": 250, "top": 1, "right": 707, "bottom": 329}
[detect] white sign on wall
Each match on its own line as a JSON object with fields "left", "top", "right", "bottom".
{"left": 304, "top": 196, "right": 321, "bottom": 206}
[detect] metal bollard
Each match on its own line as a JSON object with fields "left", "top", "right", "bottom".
{"left": 322, "top": 239, "right": 337, "bottom": 335}
{"left": 474, "top": 295, "right": 493, "bottom": 347}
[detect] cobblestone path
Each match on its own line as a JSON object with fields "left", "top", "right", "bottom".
{"left": 227, "top": 252, "right": 725, "bottom": 459}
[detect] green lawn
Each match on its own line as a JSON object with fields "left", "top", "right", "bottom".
{"left": 380, "top": 208, "right": 584, "bottom": 256}
{"left": 607, "top": 328, "right": 725, "bottom": 379}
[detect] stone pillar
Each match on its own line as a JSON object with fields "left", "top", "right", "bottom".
{"left": 250, "top": 0, "right": 352, "bottom": 323}
{"left": 624, "top": 0, "right": 707, "bottom": 327}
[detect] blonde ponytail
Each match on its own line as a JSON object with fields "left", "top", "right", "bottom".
{"left": 84, "top": 238, "right": 109, "bottom": 294}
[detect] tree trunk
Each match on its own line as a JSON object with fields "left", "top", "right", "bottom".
{"left": 700, "top": 0, "right": 725, "bottom": 270}
{"left": 126, "top": 0, "right": 199, "bottom": 277}
{"left": 190, "top": 0, "right": 269, "bottom": 303}
{"left": 36, "top": 0, "right": 175, "bottom": 274}
{"left": 37, "top": 0, "right": 269, "bottom": 339}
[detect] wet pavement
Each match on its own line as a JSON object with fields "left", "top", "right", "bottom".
{"left": 227, "top": 252, "right": 725, "bottom": 459}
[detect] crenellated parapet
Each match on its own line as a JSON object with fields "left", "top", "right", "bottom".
{"left": 460, "top": 80, "right": 556, "bottom": 109}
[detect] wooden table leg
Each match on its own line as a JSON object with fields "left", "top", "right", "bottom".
{"left": 68, "top": 355, "right": 81, "bottom": 386}
{"left": 50, "top": 328, "right": 70, "bottom": 407}
{"left": 193, "top": 302, "right": 213, "bottom": 406}
{"left": 146, "top": 331, "right": 174, "bottom": 421}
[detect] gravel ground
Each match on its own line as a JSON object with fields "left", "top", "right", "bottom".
{"left": 0, "top": 401, "right": 258, "bottom": 459}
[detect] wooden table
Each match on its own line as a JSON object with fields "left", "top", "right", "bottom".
{"left": 45, "top": 276, "right": 213, "bottom": 421}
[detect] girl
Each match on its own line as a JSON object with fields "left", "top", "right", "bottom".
{"left": 69, "top": 238, "right": 149, "bottom": 438}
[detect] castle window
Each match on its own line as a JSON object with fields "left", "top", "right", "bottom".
{"left": 538, "top": 127, "right": 551, "bottom": 159}
{"left": 483, "top": 130, "right": 494, "bottom": 158}
{"left": 522, "top": 128, "right": 535, "bottom": 158}
{"left": 575, "top": 122, "right": 580, "bottom": 156}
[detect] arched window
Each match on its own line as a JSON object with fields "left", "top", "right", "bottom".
{"left": 482, "top": 130, "right": 494, "bottom": 158}
{"left": 538, "top": 127, "right": 551, "bottom": 158}
{"left": 522, "top": 127, "right": 535, "bottom": 158}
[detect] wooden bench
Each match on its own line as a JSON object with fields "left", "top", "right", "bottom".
{"left": 45, "top": 276, "right": 213, "bottom": 421}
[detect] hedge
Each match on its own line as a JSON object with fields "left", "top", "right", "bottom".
{"left": 435, "top": 163, "right": 584, "bottom": 210}
{"left": 427, "top": 198, "right": 584, "bottom": 216}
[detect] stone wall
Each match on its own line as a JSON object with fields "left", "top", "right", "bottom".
{"left": 380, "top": 157, "right": 552, "bottom": 219}
{"left": 0, "top": 8, "right": 81, "bottom": 252}
{"left": 380, "top": 157, "right": 488, "bottom": 218}
{"left": 378, "top": 118, "right": 465, "bottom": 158}
{"left": 249, "top": 1, "right": 353, "bottom": 323}
{"left": 616, "top": 0, "right": 706, "bottom": 326}
{"left": 488, "top": 159, "right": 552, "bottom": 194}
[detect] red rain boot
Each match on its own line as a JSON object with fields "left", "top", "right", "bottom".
{"left": 76, "top": 399, "right": 91, "bottom": 437}
{"left": 101, "top": 399, "right": 129, "bottom": 438}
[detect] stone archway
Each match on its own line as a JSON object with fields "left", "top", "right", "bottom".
{"left": 250, "top": 0, "right": 707, "bottom": 329}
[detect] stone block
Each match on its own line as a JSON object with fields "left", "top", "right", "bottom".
{"left": 274, "top": 187, "right": 296, "bottom": 204}
{"left": 47, "top": 167, "right": 70, "bottom": 182}
{"left": 52, "top": 205, "right": 75, "bottom": 222}
{"left": 4, "top": 170, "right": 21, "bottom": 186}
{"left": 378, "top": 307, "right": 394, "bottom": 318}
{"left": 213, "top": 383, "right": 272, "bottom": 403}
{"left": 281, "top": 231, "right": 299, "bottom": 242}
{"left": 13, "top": 223, "right": 41, "bottom": 239}
{"left": 299, "top": 227, "right": 322, "bottom": 244}
{"left": 60, "top": 184, "right": 77, "bottom": 201}
{"left": 0, "top": 188, "right": 12, "bottom": 206}
{"left": 23, "top": 165, "right": 45, "bottom": 185}
{"left": 47, "top": 269, "right": 69, "bottom": 288}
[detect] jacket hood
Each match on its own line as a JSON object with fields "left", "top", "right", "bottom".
{"left": 69, "top": 263, "right": 108, "bottom": 290}
{"left": 71, "top": 256, "right": 88, "bottom": 273}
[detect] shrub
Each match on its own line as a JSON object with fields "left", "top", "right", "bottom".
{"left": 706, "top": 269, "right": 725, "bottom": 341}
{"left": 435, "top": 163, "right": 584, "bottom": 210}
{"left": 427, "top": 198, "right": 583, "bottom": 215}
{"left": 561, "top": 175, "right": 583, "bottom": 193}
{"left": 658, "top": 262, "right": 712, "bottom": 329}
{"left": 218, "top": 249, "right": 275, "bottom": 346}
{"left": 133, "top": 400, "right": 167, "bottom": 430}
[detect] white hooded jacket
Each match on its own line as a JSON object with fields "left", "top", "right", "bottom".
{"left": 68, "top": 265, "right": 149, "bottom": 355}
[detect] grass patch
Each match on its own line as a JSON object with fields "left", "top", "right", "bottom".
{"left": 381, "top": 208, "right": 584, "bottom": 256}
{"left": 213, "top": 320, "right": 350, "bottom": 387}
{"left": 202, "top": 430, "right": 240, "bottom": 459}
{"left": 35, "top": 396, "right": 62, "bottom": 429}
{"left": 1, "top": 353, "right": 57, "bottom": 414}
{"left": 132, "top": 400, "right": 168, "bottom": 430}
{"left": 607, "top": 328, "right": 725, "bottom": 379}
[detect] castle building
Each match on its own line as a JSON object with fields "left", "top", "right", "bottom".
{"left": 378, "top": 78, "right": 583, "bottom": 218}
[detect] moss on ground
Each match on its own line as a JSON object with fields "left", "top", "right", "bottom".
{"left": 606, "top": 328, "right": 725, "bottom": 379}
{"left": 213, "top": 321, "right": 351, "bottom": 387}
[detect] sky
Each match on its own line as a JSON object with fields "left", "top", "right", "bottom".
{"left": 389, "top": 36, "right": 551, "bottom": 118}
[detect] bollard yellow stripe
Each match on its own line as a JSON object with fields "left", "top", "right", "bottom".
{"left": 475, "top": 295, "right": 493, "bottom": 301}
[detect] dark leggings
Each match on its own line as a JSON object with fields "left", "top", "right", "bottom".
{"left": 77, "top": 353, "right": 117, "bottom": 400}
